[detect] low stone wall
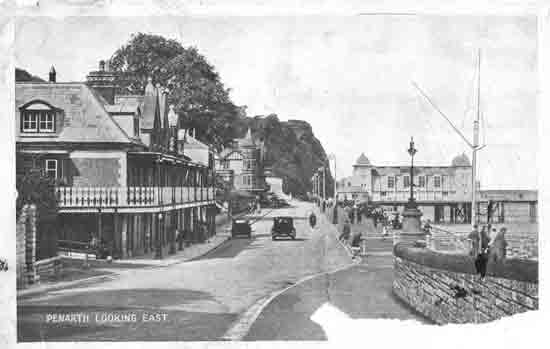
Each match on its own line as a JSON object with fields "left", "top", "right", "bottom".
{"left": 393, "top": 243, "right": 538, "bottom": 324}
{"left": 17, "top": 204, "right": 38, "bottom": 289}
{"left": 34, "top": 256, "right": 62, "bottom": 278}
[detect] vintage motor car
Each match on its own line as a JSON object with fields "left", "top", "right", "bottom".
{"left": 271, "top": 216, "right": 296, "bottom": 240}
{"left": 231, "top": 218, "right": 252, "bottom": 239}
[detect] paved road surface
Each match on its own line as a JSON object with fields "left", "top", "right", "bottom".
{"left": 17, "top": 201, "right": 352, "bottom": 341}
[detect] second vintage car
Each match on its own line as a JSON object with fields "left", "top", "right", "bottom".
{"left": 231, "top": 218, "right": 252, "bottom": 239}
{"left": 271, "top": 216, "right": 296, "bottom": 240}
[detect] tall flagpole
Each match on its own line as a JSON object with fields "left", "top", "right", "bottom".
{"left": 412, "top": 48, "right": 485, "bottom": 230}
{"left": 472, "top": 49, "right": 481, "bottom": 227}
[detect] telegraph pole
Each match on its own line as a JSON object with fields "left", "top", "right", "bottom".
{"left": 322, "top": 166, "right": 326, "bottom": 201}
{"left": 329, "top": 154, "right": 337, "bottom": 201}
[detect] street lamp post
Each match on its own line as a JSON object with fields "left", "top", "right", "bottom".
{"left": 156, "top": 212, "right": 163, "bottom": 259}
{"left": 401, "top": 137, "right": 423, "bottom": 234}
{"left": 407, "top": 137, "right": 417, "bottom": 205}
{"left": 328, "top": 154, "right": 337, "bottom": 201}
{"left": 168, "top": 105, "right": 178, "bottom": 255}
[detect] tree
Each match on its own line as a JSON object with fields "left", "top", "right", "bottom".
{"left": 16, "top": 168, "right": 58, "bottom": 220}
{"left": 16, "top": 68, "right": 45, "bottom": 82}
{"left": 109, "top": 33, "right": 240, "bottom": 150}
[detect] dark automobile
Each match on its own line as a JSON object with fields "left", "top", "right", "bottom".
{"left": 231, "top": 219, "right": 252, "bottom": 239}
{"left": 271, "top": 216, "right": 296, "bottom": 240}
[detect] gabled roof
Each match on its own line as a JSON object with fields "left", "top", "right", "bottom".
{"left": 105, "top": 104, "right": 140, "bottom": 114}
{"left": 219, "top": 148, "right": 243, "bottom": 159}
{"left": 236, "top": 128, "right": 256, "bottom": 147}
{"left": 354, "top": 153, "right": 371, "bottom": 166}
{"left": 141, "top": 78, "right": 159, "bottom": 129}
{"left": 451, "top": 153, "right": 471, "bottom": 167}
{"left": 110, "top": 94, "right": 143, "bottom": 114}
{"left": 177, "top": 129, "right": 209, "bottom": 150}
{"left": 16, "top": 82, "right": 138, "bottom": 144}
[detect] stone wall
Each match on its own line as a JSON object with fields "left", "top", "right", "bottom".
{"left": 34, "top": 256, "right": 62, "bottom": 278}
{"left": 393, "top": 243, "right": 538, "bottom": 324}
{"left": 17, "top": 204, "right": 37, "bottom": 289}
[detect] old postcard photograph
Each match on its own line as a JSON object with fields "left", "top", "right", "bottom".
{"left": 1, "top": 0, "right": 547, "bottom": 347}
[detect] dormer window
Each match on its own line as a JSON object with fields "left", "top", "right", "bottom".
{"left": 20, "top": 101, "right": 59, "bottom": 133}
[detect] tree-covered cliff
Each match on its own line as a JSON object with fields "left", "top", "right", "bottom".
{"left": 232, "top": 115, "right": 333, "bottom": 197}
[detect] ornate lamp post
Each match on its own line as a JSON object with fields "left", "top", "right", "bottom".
{"left": 407, "top": 137, "right": 417, "bottom": 206}
{"left": 156, "top": 212, "right": 163, "bottom": 259}
{"left": 168, "top": 105, "right": 178, "bottom": 255}
{"left": 401, "top": 136, "right": 423, "bottom": 234}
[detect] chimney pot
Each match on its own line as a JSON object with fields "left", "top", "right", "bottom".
{"left": 48, "top": 66, "right": 56, "bottom": 83}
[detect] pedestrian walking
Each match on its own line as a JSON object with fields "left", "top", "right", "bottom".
{"left": 350, "top": 231, "right": 362, "bottom": 259}
{"left": 381, "top": 223, "right": 389, "bottom": 240}
{"left": 339, "top": 220, "right": 351, "bottom": 242}
{"left": 473, "top": 226, "right": 491, "bottom": 279}
{"left": 309, "top": 212, "right": 317, "bottom": 229}
{"left": 467, "top": 224, "right": 481, "bottom": 257}
{"left": 489, "top": 227, "right": 508, "bottom": 263}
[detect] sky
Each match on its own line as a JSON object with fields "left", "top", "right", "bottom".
{"left": 14, "top": 14, "right": 538, "bottom": 189}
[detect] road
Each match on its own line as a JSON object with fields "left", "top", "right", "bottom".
{"left": 17, "top": 201, "right": 354, "bottom": 341}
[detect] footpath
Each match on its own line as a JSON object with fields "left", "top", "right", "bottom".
{"left": 244, "top": 204, "right": 431, "bottom": 340}
{"left": 18, "top": 213, "right": 235, "bottom": 298}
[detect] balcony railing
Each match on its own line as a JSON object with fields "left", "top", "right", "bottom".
{"left": 56, "top": 186, "right": 216, "bottom": 208}
{"left": 371, "top": 190, "right": 465, "bottom": 202}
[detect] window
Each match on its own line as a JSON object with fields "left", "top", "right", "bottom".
{"left": 387, "top": 176, "right": 395, "bottom": 188}
{"left": 39, "top": 113, "right": 54, "bottom": 132}
{"left": 244, "top": 159, "right": 255, "bottom": 170}
{"left": 45, "top": 159, "right": 58, "bottom": 178}
{"left": 134, "top": 117, "right": 140, "bottom": 137}
{"left": 418, "top": 176, "right": 426, "bottom": 188}
{"left": 22, "top": 113, "right": 38, "bottom": 132}
{"left": 243, "top": 175, "right": 252, "bottom": 186}
{"left": 20, "top": 102, "right": 58, "bottom": 133}
{"left": 434, "top": 176, "right": 441, "bottom": 188}
{"left": 404, "top": 175, "right": 410, "bottom": 188}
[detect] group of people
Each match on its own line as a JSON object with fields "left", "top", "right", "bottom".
{"left": 467, "top": 224, "right": 508, "bottom": 278}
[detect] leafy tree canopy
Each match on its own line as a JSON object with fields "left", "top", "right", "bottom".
{"left": 16, "top": 169, "right": 58, "bottom": 221}
{"left": 110, "top": 33, "right": 239, "bottom": 150}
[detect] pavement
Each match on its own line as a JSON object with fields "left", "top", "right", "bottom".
{"left": 17, "top": 219, "right": 234, "bottom": 298}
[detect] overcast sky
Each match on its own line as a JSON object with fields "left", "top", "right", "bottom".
{"left": 15, "top": 15, "right": 538, "bottom": 189}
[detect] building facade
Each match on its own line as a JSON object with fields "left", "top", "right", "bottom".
{"left": 16, "top": 61, "right": 217, "bottom": 259}
{"left": 336, "top": 153, "right": 538, "bottom": 225}
{"left": 478, "top": 190, "right": 538, "bottom": 224}
{"left": 215, "top": 128, "right": 268, "bottom": 194}
{"left": 337, "top": 153, "right": 474, "bottom": 224}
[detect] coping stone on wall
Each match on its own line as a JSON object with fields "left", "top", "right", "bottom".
{"left": 393, "top": 243, "right": 538, "bottom": 283}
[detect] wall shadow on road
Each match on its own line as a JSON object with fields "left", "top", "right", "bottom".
{"left": 18, "top": 287, "right": 238, "bottom": 341}
{"left": 198, "top": 238, "right": 263, "bottom": 260}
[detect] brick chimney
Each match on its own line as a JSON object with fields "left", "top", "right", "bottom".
{"left": 48, "top": 66, "right": 56, "bottom": 83}
{"left": 86, "top": 59, "right": 117, "bottom": 104}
